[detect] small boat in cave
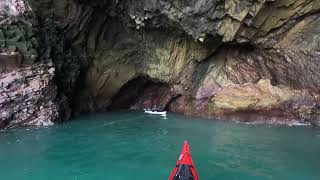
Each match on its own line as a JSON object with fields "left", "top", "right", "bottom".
{"left": 168, "top": 141, "right": 200, "bottom": 180}
{"left": 144, "top": 110, "right": 167, "bottom": 116}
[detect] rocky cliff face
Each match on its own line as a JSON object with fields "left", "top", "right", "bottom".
{"left": 0, "top": 0, "right": 68, "bottom": 128}
{"left": 0, "top": 62, "right": 60, "bottom": 128}
{"left": 1, "top": 0, "right": 320, "bottom": 127}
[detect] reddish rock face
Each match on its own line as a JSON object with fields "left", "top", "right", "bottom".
{"left": 3, "top": 0, "right": 320, "bottom": 127}
{"left": 168, "top": 80, "right": 319, "bottom": 125}
{"left": 169, "top": 96, "right": 208, "bottom": 117}
{"left": 44, "top": 0, "right": 320, "bottom": 126}
{"left": 0, "top": 53, "right": 23, "bottom": 73}
{"left": 132, "top": 84, "right": 174, "bottom": 111}
{"left": 0, "top": 63, "right": 62, "bottom": 128}
{"left": 110, "top": 76, "right": 175, "bottom": 111}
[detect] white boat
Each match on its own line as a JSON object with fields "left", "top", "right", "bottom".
{"left": 144, "top": 110, "right": 167, "bottom": 116}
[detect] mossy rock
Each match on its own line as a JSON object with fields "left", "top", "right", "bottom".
{"left": 5, "top": 26, "right": 18, "bottom": 37}
{"left": 30, "top": 37, "right": 38, "bottom": 47}
{"left": 7, "top": 46, "right": 17, "bottom": 52}
{"left": 0, "top": 42, "right": 5, "bottom": 49}
{"left": 16, "top": 42, "right": 28, "bottom": 55}
{"left": 0, "top": 30, "right": 5, "bottom": 48}
{"left": 0, "top": 30, "right": 5, "bottom": 40}
{"left": 27, "top": 49, "right": 38, "bottom": 57}
{"left": 6, "top": 39, "right": 18, "bottom": 47}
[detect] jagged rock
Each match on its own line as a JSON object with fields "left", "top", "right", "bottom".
{"left": 0, "top": 62, "right": 59, "bottom": 128}
{"left": 0, "top": 1, "right": 70, "bottom": 128}
{"left": 169, "top": 79, "right": 319, "bottom": 125}
{"left": 46, "top": 0, "right": 320, "bottom": 125}
{"left": 2, "top": 0, "right": 320, "bottom": 126}
{"left": 0, "top": 0, "right": 38, "bottom": 64}
{"left": 70, "top": 27, "right": 207, "bottom": 113}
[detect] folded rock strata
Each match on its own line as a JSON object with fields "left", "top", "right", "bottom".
{"left": 2, "top": 0, "right": 320, "bottom": 127}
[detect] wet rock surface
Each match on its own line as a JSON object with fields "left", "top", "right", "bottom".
{"left": 110, "top": 76, "right": 176, "bottom": 111}
{"left": 51, "top": 0, "right": 320, "bottom": 125}
{"left": 0, "top": 0, "right": 67, "bottom": 128}
{"left": 2, "top": 0, "right": 320, "bottom": 127}
{"left": 0, "top": 62, "right": 59, "bottom": 128}
{"left": 54, "top": 0, "right": 320, "bottom": 125}
{"left": 170, "top": 80, "right": 319, "bottom": 124}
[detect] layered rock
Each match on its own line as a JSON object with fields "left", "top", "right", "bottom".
{"left": 170, "top": 79, "right": 319, "bottom": 124}
{"left": 0, "top": 62, "right": 60, "bottom": 128}
{"left": 42, "top": 0, "right": 319, "bottom": 125}
{"left": 0, "top": 0, "right": 67, "bottom": 128}
{"left": 0, "top": 0, "right": 38, "bottom": 64}
{"left": 50, "top": 0, "right": 320, "bottom": 124}
{"left": 2, "top": 0, "right": 320, "bottom": 127}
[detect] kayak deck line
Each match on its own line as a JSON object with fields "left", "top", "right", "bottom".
{"left": 168, "top": 141, "right": 200, "bottom": 180}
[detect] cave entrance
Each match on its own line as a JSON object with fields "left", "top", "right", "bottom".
{"left": 110, "top": 75, "right": 175, "bottom": 111}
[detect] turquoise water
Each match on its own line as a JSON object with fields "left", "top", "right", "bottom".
{"left": 0, "top": 111, "right": 320, "bottom": 180}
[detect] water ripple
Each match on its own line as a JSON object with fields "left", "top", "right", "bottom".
{"left": 0, "top": 111, "right": 319, "bottom": 180}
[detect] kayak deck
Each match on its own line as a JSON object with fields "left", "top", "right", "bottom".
{"left": 168, "top": 141, "right": 200, "bottom": 180}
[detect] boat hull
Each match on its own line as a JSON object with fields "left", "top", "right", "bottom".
{"left": 144, "top": 110, "right": 167, "bottom": 115}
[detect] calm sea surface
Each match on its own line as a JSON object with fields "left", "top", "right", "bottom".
{"left": 0, "top": 110, "right": 320, "bottom": 180}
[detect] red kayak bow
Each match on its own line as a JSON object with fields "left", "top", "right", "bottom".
{"left": 168, "top": 141, "right": 200, "bottom": 180}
